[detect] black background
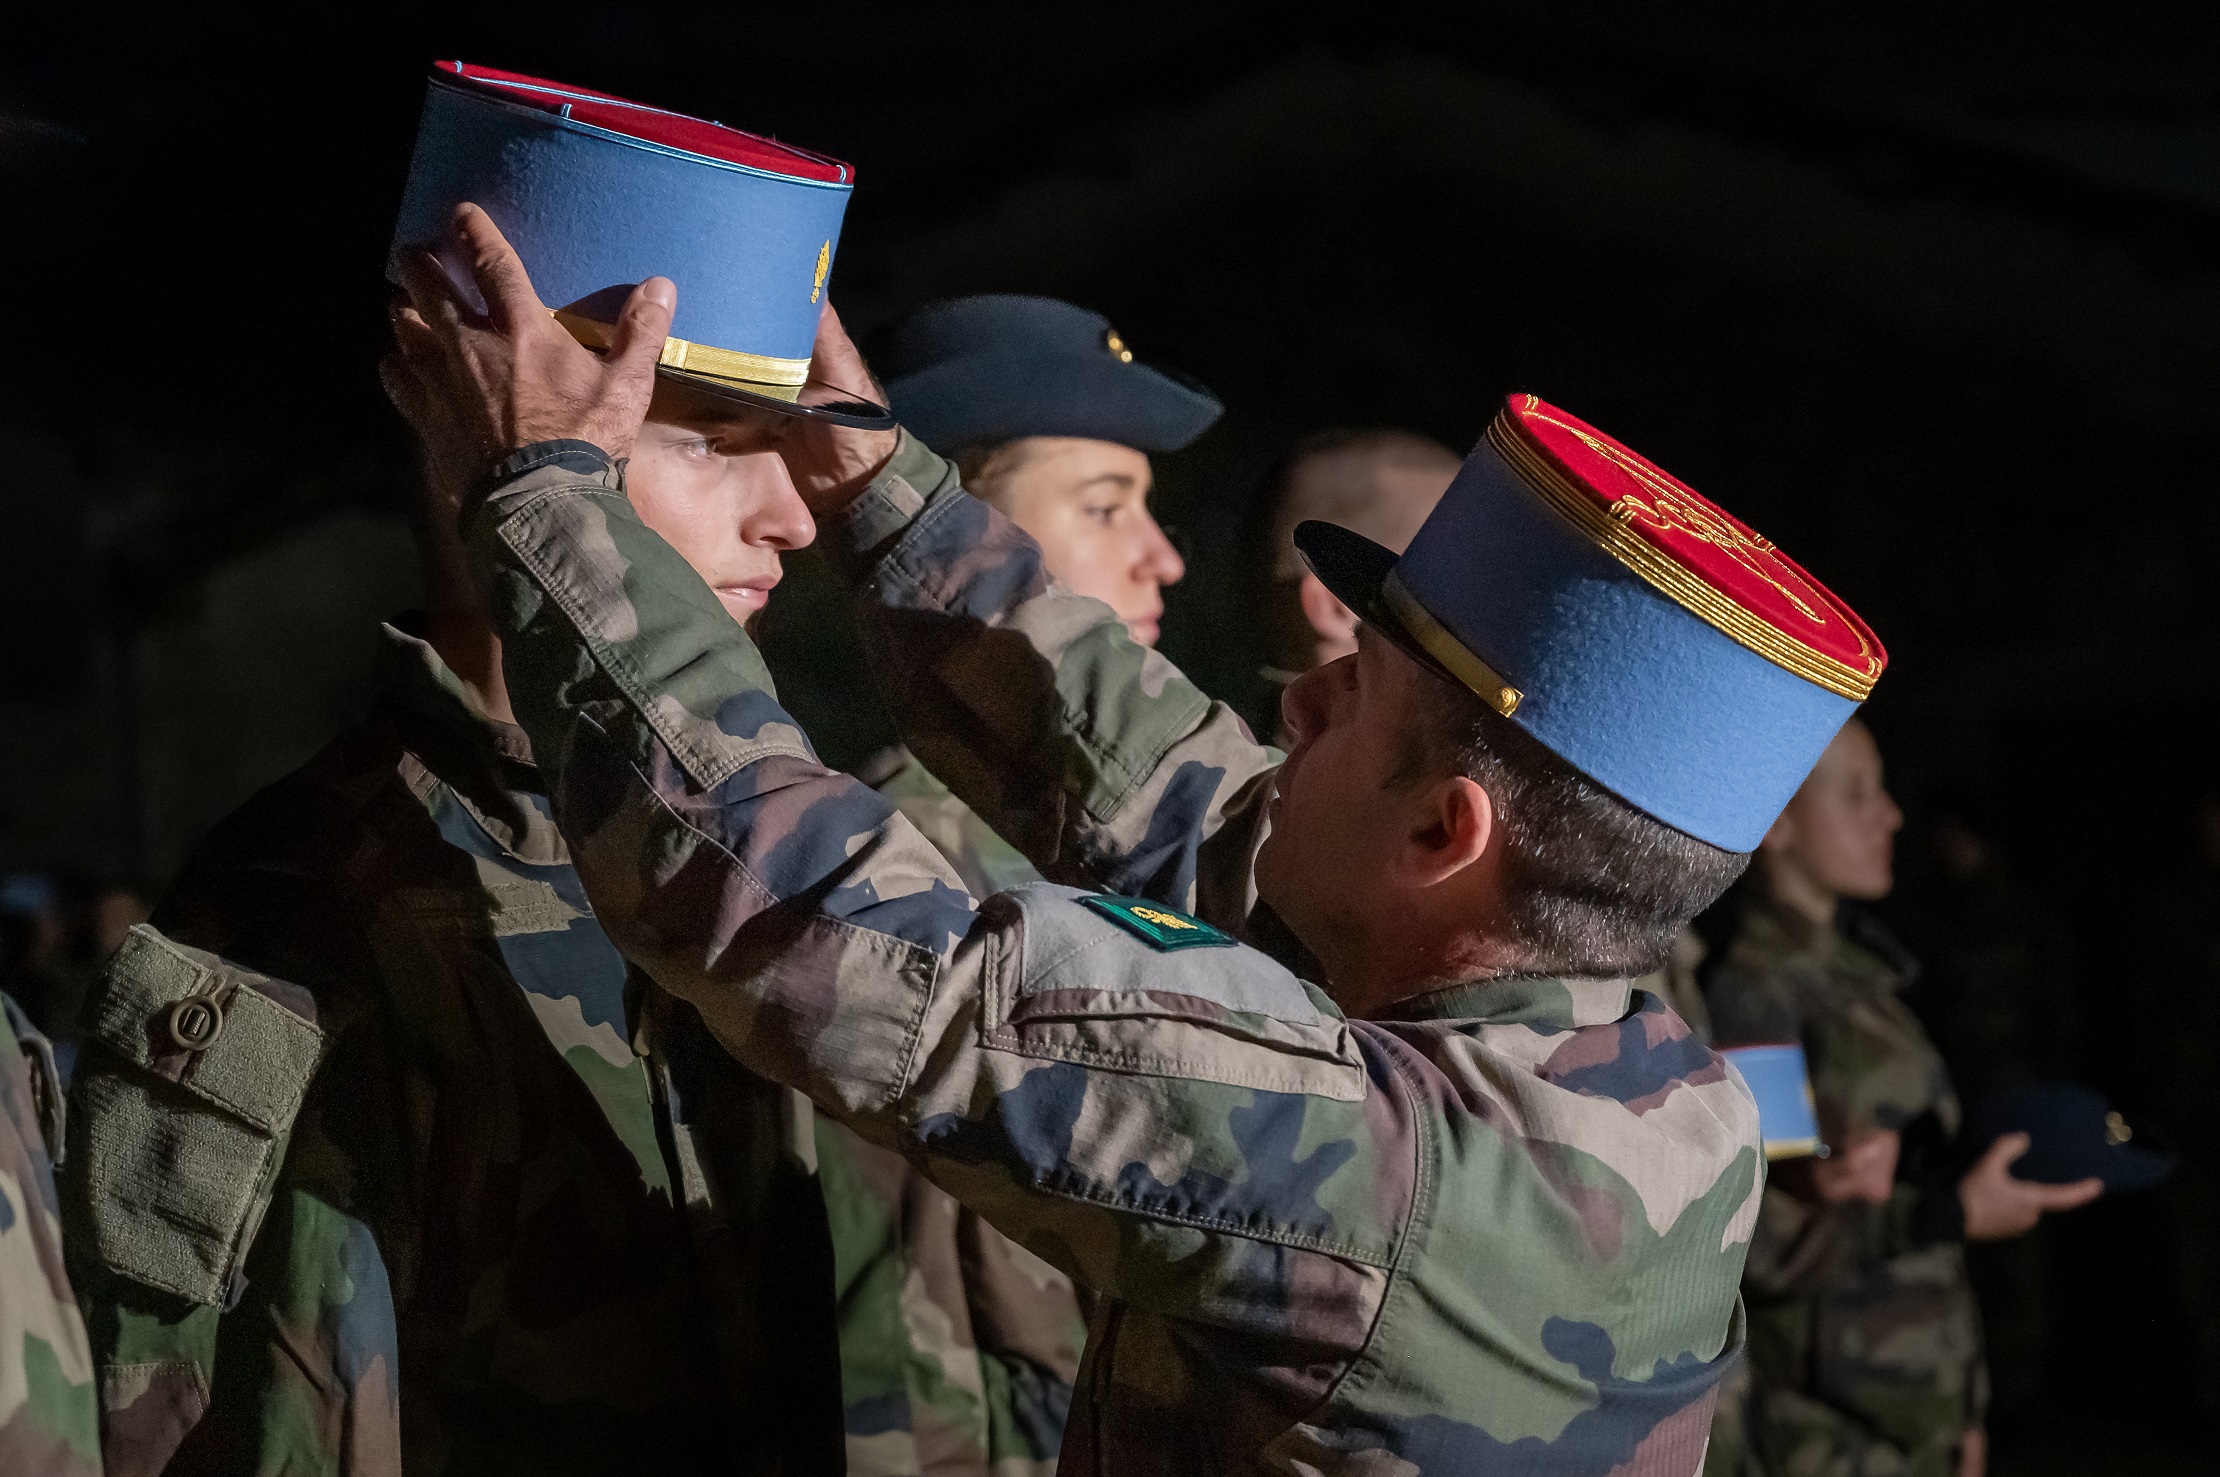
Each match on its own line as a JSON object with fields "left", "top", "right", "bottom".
{"left": 6, "top": 5, "right": 2218, "bottom": 1468}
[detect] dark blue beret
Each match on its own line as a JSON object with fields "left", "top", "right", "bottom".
{"left": 878, "top": 295, "right": 1222, "bottom": 455}
{"left": 1964, "top": 1081, "right": 2176, "bottom": 1194}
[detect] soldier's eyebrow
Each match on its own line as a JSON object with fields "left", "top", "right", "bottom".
{"left": 1068, "top": 472, "right": 1140, "bottom": 491}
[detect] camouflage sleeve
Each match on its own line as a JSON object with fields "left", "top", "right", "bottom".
{"left": 825, "top": 433, "right": 1283, "bottom": 929}
{"left": 471, "top": 442, "right": 1414, "bottom": 1338}
{"left": 0, "top": 993, "right": 101, "bottom": 1477}
{"left": 62, "top": 928, "right": 399, "bottom": 1476}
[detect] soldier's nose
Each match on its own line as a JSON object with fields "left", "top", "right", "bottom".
{"left": 1281, "top": 665, "right": 1327, "bottom": 748}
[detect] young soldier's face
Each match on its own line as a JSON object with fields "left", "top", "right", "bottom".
{"left": 973, "top": 437, "right": 1185, "bottom": 647}
{"left": 1765, "top": 720, "right": 1902, "bottom": 902}
{"left": 626, "top": 385, "right": 816, "bottom": 627}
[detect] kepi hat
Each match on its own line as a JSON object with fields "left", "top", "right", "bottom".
{"left": 1300, "top": 394, "right": 1886, "bottom": 852}
{"left": 878, "top": 295, "right": 1221, "bottom": 454}
{"left": 389, "top": 62, "right": 891, "bottom": 427}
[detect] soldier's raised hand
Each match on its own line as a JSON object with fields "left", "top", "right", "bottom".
{"left": 385, "top": 203, "right": 674, "bottom": 502}
{"left": 770, "top": 303, "right": 900, "bottom": 516}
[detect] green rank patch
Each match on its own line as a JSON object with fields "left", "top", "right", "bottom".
{"left": 1077, "top": 894, "right": 1237, "bottom": 952}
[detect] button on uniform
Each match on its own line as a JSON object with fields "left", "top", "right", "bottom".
{"left": 166, "top": 995, "right": 225, "bottom": 1052}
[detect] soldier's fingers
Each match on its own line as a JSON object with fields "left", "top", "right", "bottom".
{"left": 451, "top": 203, "right": 544, "bottom": 333}
{"left": 388, "top": 302, "right": 443, "bottom": 364}
{"left": 605, "top": 276, "right": 676, "bottom": 377}
{"left": 804, "top": 300, "right": 885, "bottom": 402}
{"left": 2033, "top": 1177, "right": 2104, "bottom": 1212}
{"left": 1977, "top": 1132, "right": 2032, "bottom": 1173}
{"left": 395, "top": 249, "right": 471, "bottom": 344}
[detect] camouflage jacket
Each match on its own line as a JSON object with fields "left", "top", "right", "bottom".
{"left": 1703, "top": 894, "right": 1984, "bottom": 1477}
{"left": 466, "top": 434, "right": 1764, "bottom": 1477}
{"left": 832, "top": 752, "right": 1084, "bottom": 1475}
{"left": 63, "top": 621, "right": 844, "bottom": 1476}
{"left": 861, "top": 748, "right": 1043, "bottom": 903}
{"left": 2, "top": 992, "right": 101, "bottom": 1475}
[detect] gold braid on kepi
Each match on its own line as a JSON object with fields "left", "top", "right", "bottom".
{"left": 1294, "top": 393, "right": 1887, "bottom": 852}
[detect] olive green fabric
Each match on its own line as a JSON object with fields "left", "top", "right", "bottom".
{"left": 70, "top": 928, "right": 325, "bottom": 1307}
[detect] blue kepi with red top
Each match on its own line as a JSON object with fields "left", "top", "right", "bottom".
{"left": 1299, "top": 394, "right": 1887, "bottom": 852}
{"left": 389, "top": 61, "right": 890, "bottom": 426}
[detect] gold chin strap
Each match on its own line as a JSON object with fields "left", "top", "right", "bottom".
{"left": 552, "top": 309, "right": 810, "bottom": 402}
{"left": 1381, "top": 572, "right": 1524, "bottom": 718}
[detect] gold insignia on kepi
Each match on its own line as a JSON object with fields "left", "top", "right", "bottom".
{"left": 166, "top": 994, "right": 225, "bottom": 1052}
{"left": 1077, "top": 894, "right": 1235, "bottom": 951}
{"left": 1104, "top": 328, "right": 1134, "bottom": 363}
{"left": 811, "top": 240, "right": 830, "bottom": 304}
{"left": 2106, "top": 1110, "right": 2133, "bottom": 1145}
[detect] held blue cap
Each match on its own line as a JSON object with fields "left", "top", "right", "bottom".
{"left": 879, "top": 295, "right": 1222, "bottom": 454}
{"left": 1299, "top": 395, "right": 1887, "bottom": 851}
{"left": 389, "top": 62, "right": 891, "bottom": 427}
{"left": 1965, "top": 1082, "right": 2176, "bottom": 1194}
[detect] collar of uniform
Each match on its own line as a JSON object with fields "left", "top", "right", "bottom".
{"left": 375, "top": 617, "right": 570, "bottom": 865}
{"left": 1386, "top": 974, "right": 1633, "bottom": 1029}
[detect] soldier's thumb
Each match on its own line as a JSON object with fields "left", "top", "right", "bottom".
{"left": 1985, "top": 1132, "right": 2032, "bottom": 1172}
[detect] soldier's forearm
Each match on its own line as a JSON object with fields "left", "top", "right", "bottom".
{"left": 465, "top": 440, "right": 973, "bottom": 1130}
{"left": 825, "top": 433, "right": 1283, "bottom": 923}
{"left": 466, "top": 443, "right": 1405, "bottom": 1339}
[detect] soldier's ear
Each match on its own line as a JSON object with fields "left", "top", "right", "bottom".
{"left": 1399, "top": 773, "right": 1494, "bottom": 887}
{"left": 1297, "top": 571, "right": 1358, "bottom": 647}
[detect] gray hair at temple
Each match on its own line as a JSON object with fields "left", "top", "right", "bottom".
{"left": 1257, "top": 427, "right": 1465, "bottom": 679}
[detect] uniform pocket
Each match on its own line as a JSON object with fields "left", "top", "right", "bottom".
{"left": 68, "top": 926, "right": 326, "bottom": 1306}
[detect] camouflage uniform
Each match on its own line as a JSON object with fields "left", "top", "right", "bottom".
{"left": 862, "top": 749, "right": 1043, "bottom": 902}
{"left": 465, "top": 433, "right": 1765, "bottom": 1475}
{"left": 2, "top": 991, "right": 101, "bottom": 1476}
{"left": 1629, "top": 932, "right": 1751, "bottom": 1477}
{"left": 62, "top": 620, "right": 845, "bottom": 1476}
{"left": 1636, "top": 930, "right": 1712, "bottom": 1050}
{"left": 1704, "top": 893, "right": 1984, "bottom": 1477}
{"left": 833, "top": 752, "right": 1085, "bottom": 1476}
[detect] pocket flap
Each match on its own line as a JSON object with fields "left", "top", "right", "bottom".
{"left": 89, "top": 927, "right": 324, "bottom": 1136}
{"left": 71, "top": 926, "right": 327, "bottom": 1306}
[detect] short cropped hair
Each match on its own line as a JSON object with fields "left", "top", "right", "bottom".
{"left": 1393, "top": 664, "right": 1750, "bottom": 978}
{"left": 1259, "top": 428, "right": 1464, "bottom": 582}
{"left": 1254, "top": 429, "right": 1464, "bottom": 675}
{"left": 950, "top": 440, "right": 1022, "bottom": 503}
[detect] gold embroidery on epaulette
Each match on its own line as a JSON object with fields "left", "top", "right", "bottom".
{"left": 1489, "top": 410, "right": 1879, "bottom": 700}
